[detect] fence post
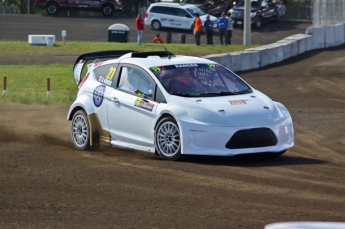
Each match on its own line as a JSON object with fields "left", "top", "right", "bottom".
{"left": 47, "top": 78, "right": 50, "bottom": 98}
{"left": 3, "top": 76, "right": 6, "bottom": 94}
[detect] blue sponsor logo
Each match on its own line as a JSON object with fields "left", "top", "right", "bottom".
{"left": 93, "top": 85, "right": 106, "bottom": 107}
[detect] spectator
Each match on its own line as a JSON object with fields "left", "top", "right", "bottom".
{"left": 203, "top": 15, "right": 214, "bottom": 45}
{"left": 136, "top": 14, "right": 144, "bottom": 45}
{"left": 217, "top": 12, "right": 229, "bottom": 45}
{"left": 278, "top": 1, "right": 287, "bottom": 28}
{"left": 193, "top": 13, "right": 203, "bottom": 45}
{"left": 152, "top": 33, "right": 164, "bottom": 44}
{"left": 226, "top": 12, "right": 234, "bottom": 45}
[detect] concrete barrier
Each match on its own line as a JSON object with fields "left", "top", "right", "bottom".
{"left": 205, "top": 22, "right": 345, "bottom": 72}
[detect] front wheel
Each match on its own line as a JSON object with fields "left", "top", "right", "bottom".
{"left": 71, "top": 110, "right": 91, "bottom": 150}
{"left": 102, "top": 4, "right": 114, "bottom": 16}
{"left": 151, "top": 20, "right": 161, "bottom": 30}
{"left": 155, "top": 117, "right": 181, "bottom": 161}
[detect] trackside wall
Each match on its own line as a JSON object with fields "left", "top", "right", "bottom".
{"left": 203, "top": 22, "right": 345, "bottom": 72}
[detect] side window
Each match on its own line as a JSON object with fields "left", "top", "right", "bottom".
{"left": 118, "top": 66, "right": 155, "bottom": 99}
{"left": 164, "top": 7, "right": 177, "bottom": 16}
{"left": 150, "top": 6, "right": 163, "bottom": 13}
{"left": 93, "top": 63, "right": 118, "bottom": 86}
{"left": 177, "top": 9, "right": 188, "bottom": 17}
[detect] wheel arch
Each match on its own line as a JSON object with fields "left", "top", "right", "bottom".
{"left": 45, "top": 0, "right": 60, "bottom": 7}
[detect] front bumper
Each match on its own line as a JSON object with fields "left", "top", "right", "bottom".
{"left": 179, "top": 116, "right": 294, "bottom": 156}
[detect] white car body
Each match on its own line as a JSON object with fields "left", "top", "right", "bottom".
{"left": 67, "top": 50, "right": 294, "bottom": 160}
{"left": 144, "top": 2, "right": 218, "bottom": 31}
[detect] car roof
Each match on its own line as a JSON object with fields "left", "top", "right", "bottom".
{"left": 148, "top": 2, "right": 199, "bottom": 9}
{"left": 109, "top": 54, "right": 214, "bottom": 69}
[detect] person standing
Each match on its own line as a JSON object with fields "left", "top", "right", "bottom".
{"left": 277, "top": 1, "right": 287, "bottom": 28}
{"left": 136, "top": 14, "right": 144, "bottom": 45}
{"left": 203, "top": 15, "right": 214, "bottom": 45}
{"left": 226, "top": 12, "right": 233, "bottom": 45}
{"left": 194, "top": 13, "right": 202, "bottom": 45}
{"left": 217, "top": 12, "right": 229, "bottom": 45}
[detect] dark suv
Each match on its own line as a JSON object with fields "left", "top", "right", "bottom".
{"left": 230, "top": 0, "right": 278, "bottom": 28}
{"left": 182, "top": 0, "right": 233, "bottom": 16}
{"left": 35, "top": 0, "right": 123, "bottom": 16}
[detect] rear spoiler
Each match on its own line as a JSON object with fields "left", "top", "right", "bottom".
{"left": 73, "top": 50, "right": 137, "bottom": 85}
{"left": 73, "top": 50, "right": 176, "bottom": 85}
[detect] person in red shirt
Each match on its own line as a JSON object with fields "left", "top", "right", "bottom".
{"left": 193, "top": 13, "right": 202, "bottom": 45}
{"left": 152, "top": 33, "right": 164, "bottom": 44}
{"left": 136, "top": 14, "right": 144, "bottom": 45}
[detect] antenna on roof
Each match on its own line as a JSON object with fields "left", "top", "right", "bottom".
{"left": 163, "top": 46, "right": 171, "bottom": 59}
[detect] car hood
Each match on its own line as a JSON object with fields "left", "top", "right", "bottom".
{"left": 170, "top": 90, "right": 286, "bottom": 127}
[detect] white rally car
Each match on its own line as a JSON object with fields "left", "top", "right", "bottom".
{"left": 67, "top": 50, "right": 294, "bottom": 161}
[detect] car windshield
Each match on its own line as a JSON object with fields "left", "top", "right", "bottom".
{"left": 186, "top": 7, "right": 207, "bottom": 16}
{"left": 236, "top": 0, "right": 261, "bottom": 7}
{"left": 150, "top": 63, "right": 253, "bottom": 97}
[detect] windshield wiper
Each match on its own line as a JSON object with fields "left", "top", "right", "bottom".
{"left": 199, "top": 91, "right": 239, "bottom": 97}
{"left": 171, "top": 92, "right": 199, "bottom": 97}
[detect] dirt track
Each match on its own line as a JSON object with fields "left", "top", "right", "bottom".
{"left": 1, "top": 15, "right": 345, "bottom": 229}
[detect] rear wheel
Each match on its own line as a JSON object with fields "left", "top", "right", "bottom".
{"left": 151, "top": 20, "right": 161, "bottom": 30}
{"left": 46, "top": 2, "right": 59, "bottom": 15}
{"left": 155, "top": 117, "right": 181, "bottom": 161}
{"left": 71, "top": 110, "right": 91, "bottom": 150}
{"left": 102, "top": 4, "right": 114, "bottom": 16}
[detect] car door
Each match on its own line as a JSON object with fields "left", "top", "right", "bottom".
{"left": 176, "top": 8, "right": 193, "bottom": 29}
{"left": 162, "top": 7, "right": 178, "bottom": 29}
{"left": 106, "top": 64, "right": 158, "bottom": 147}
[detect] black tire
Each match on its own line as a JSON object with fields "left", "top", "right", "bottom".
{"left": 155, "top": 117, "right": 181, "bottom": 161}
{"left": 46, "top": 2, "right": 59, "bottom": 15}
{"left": 254, "top": 17, "right": 262, "bottom": 28}
{"left": 102, "top": 4, "right": 114, "bottom": 16}
{"left": 71, "top": 110, "right": 91, "bottom": 150}
{"left": 151, "top": 20, "right": 161, "bottom": 30}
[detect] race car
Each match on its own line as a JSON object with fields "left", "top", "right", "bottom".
{"left": 67, "top": 50, "right": 294, "bottom": 161}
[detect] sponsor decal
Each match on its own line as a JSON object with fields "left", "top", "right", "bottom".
{"left": 93, "top": 85, "right": 106, "bottom": 107}
{"left": 134, "top": 98, "right": 155, "bottom": 111}
{"left": 78, "top": 73, "right": 89, "bottom": 90}
{"left": 230, "top": 99, "right": 246, "bottom": 105}
{"left": 175, "top": 64, "right": 198, "bottom": 68}
{"left": 105, "top": 67, "right": 116, "bottom": 81}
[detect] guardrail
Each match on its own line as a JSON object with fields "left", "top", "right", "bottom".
{"left": 204, "top": 23, "right": 345, "bottom": 72}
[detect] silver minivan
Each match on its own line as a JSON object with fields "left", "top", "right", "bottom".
{"left": 144, "top": 3, "right": 217, "bottom": 31}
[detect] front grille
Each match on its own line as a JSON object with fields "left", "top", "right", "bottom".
{"left": 226, "top": 128, "right": 277, "bottom": 149}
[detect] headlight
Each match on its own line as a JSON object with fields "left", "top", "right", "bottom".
{"left": 250, "top": 12, "right": 257, "bottom": 18}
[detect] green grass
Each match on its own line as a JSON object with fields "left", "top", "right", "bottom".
{"left": 0, "top": 41, "right": 259, "bottom": 106}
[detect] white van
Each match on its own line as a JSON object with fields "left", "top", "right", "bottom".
{"left": 144, "top": 3, "right": 217, "bottom": 31}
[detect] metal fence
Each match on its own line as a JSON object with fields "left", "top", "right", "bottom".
{"left": 312, "top": 0, "right": 345, "bottom": 27}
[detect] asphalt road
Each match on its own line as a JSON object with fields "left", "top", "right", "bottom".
{"left": 0, "top": 14, "right": 311, "bottom": 45}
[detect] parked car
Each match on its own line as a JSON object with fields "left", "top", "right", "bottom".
{"left": 34, "top": 0, "right": 123, "bottom": 16}
{"left": 67, "top": 50, "right": 294, "bottom": 161}
{"left": 144, "top": 2, "right": 218, "bottom": 31}
{"left": 181, "top": 0, "right": 234, "bottom": 16}
{"left": 229, "top": 0, "right": 279, "bottom": 28}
